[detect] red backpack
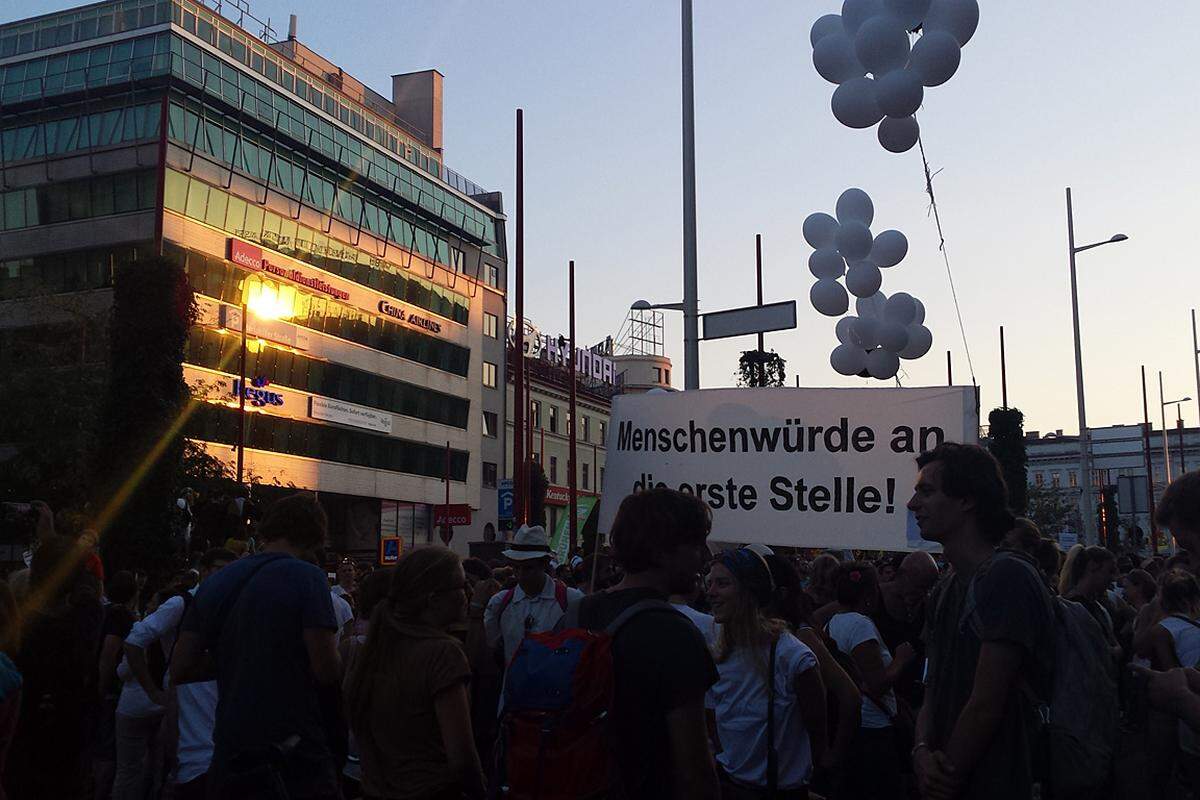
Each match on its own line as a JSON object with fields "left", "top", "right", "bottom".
{"left": 496, "top": 598, "right": 675, "bottom": 800}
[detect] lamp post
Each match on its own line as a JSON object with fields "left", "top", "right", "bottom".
{"left": 681, "top": 0, "right": 699, "bottom": 391}
{"left": 1163, "top": 394, "right": 1191, "bottom": 478}
{"left": 1066, "top": 187, "right": 1128, "bottom": 545}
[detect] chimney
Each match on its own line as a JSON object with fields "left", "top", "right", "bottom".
{"left": 288, "top": 14, "right": 298, "bottom": 40}
{"left": 391, "top": 70, "right": 443, "bottom": 153}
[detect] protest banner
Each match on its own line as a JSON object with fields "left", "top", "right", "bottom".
{"left": 597, "top": 386, "right": 978, "bottom": 551}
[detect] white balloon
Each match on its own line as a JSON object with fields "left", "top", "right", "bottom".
{"left": 878, "top": 115, "right": 920, "bottom": 153}
{"left": 878, "top": 321, "right": 910, "bottom": 351}
{"left": 803, "top": 212, "right": 840, "bottom": 249}
{"left": 867, "top": 347, "right": 901, "bottom": 379}
{"left": 809, "top": 248, "right": 846, "bottom": 279}
{"left": 854, "top": 14, "right": 911, "bottom": 76}
{"left": 883, "top": 291, "right": 918, "bottom": 324}
{"left": 835, "top": 221, "right": 874, "bottom": 261}
{"left": 810, "top": 279, "right": 850, "bottom": 317}
{"left": 831, "top": 77, "right": 884, "bottom": 129}
{"left": 875, "top": 69, "right": 924, "bottom": 117}
{"left": 870, "top": 229, "right": 908, "bottom": 267}
{"left": 912, "top": 297, "right": 926, "bottom": 324}
{"left": 841, "top": 0, "right": 885, "bottom": 35}
{"left": 924, "top": 0, "right": 979, "bottom": 46}
{"left": 813, "top": 34, "right": 866, "bottom": 85}
{"left": 835, "top": 316, "right": 858, "bottom": 345}
{"left": 909, "top": 31, "right": 961, "bottom": 87}
{"left": 857, "top": 291, "right": 888, "bottom": 318}
{"left": 846, "top": 261, "right": 883, "bottom": 298}
{"left": 850, "top": 316, "right": 880, "bottom": 348}
{"left": 835, "top": 188, "right": 874, "bottom": 226}
{"left": 884, "top": 0, "right": 932, "bottom": 30}
{"left": 831, "top": 344, "right": 869, "bottom": 376}
{"left": 899, "top": 324, "right": 933, "bottom": 358}
{"left": 810, "top": 13, "right": 846, "bottom": 47}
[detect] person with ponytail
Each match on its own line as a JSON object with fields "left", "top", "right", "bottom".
{"left": 344, "top": 546, "right": 485, "bottom": 800}
{"left": 706, "top": 548, "right": 828, "bottom": 799}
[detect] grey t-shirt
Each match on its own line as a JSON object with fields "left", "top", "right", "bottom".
{"left": 924, "top": 551, "right": 1054, "bottom": 800}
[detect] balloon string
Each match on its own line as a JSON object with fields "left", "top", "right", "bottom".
{"left": 917, "top": 132, "right": 976, "bottom": 387}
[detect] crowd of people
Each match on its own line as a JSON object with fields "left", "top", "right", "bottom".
{"left": 3, "top": 442, "right": 1200, "bottom": 798}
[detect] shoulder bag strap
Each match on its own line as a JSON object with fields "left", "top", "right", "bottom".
{"left": 212, "top": 554, "right": 288, "bottom": 641}
{"left": 767, "top": 636, "right": 778, "bottom": 799}
{"left": 603, "top": 598, "right": 679, "bottom": 637}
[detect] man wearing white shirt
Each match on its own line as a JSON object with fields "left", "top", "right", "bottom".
{"left": 123, "top": 548, "right": 236, "bottom": 800}
{"left": 481, "top": 525, "right": 583, "bottom": 666}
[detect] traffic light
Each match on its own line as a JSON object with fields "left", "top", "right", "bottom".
{"left": 1098, "top": 485, "right": 1119, "bottom": 547}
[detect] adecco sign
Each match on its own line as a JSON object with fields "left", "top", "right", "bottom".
{"left": 228, "top": 239, "right": 350, "bottom": 301}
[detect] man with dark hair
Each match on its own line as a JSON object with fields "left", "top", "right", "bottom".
{"left": 1158, "top": 470, "right": 1200, "bottom": 565}
{"left": 172, "top": 493, "right": 342, "bottom": 800}
{"left": 907, "top": 443, "right": 1055, "bottom": 800}
{"left": 565, "top": 488, "right": 720, "bottom": 799}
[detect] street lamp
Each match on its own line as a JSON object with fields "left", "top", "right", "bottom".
{"left": 1066, "top": 187, "right": 1128, "bottom": 545}
{"left": 1163, "top": 394, "right": 1191, "bottom": 477}
{"left": 632, "top": 299, "right": 685, "bottom": 312}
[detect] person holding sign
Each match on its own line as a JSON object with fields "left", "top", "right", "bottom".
{"left": 706, "top": 548, "right": 828, "bottom": 799}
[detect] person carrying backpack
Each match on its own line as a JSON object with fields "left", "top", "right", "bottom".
{"left": 906, "top": 443, "right": 1057, "bottom": 800}
{"left": 499, "top": 489, "right": 720, "bottom": 800}
{"left": 706, "top": 547, "right": 828, "bottom": 799}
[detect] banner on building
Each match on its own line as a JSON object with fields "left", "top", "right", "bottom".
{"left": 550, "top": 496, "right": 598, "bottom": 564}
{"left": 597, "top": 387, "right": 978, "bottom": 551}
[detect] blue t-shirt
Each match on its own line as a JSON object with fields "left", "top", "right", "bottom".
{"left": 183, "top": 552, "right": 337, "bottom": 788}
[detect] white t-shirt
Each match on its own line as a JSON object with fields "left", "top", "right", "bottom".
{"left": 1160, "top": 615, "right": 1200, "bottom": 755}
{"left": 709, "top": 632, "right": 818, "bottom": 789}
{"left": 484, "top": 577, "right": 584, "bottom": 665}
{"left": 331, "top": 590, "right": 354, "bottom": 633}
{"left": 672, "top": 602, "right": 717, "bottom": 646}
{"left": 117, "top": 594, "right": 191, "bottom": 718}
{"left": 827, "top": 611, "right": 897, "bottom": 728}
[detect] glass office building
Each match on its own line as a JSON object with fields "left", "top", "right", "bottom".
{"left": 0, "top": 0, "right": 508, "bottom": 556}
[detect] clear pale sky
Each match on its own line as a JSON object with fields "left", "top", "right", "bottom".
{"left": 10, "top": 1, "right": 1200, "bottom": 435}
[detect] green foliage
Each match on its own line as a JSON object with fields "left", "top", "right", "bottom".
{"left": 1026, "top": 482, "right": 1081, "bottom": 540}
{"left": 987, "top": 407, "right": 1028, "bottom": 514}
{"left": 737, "top": 349, "right": 787, "bottom": 388}
{"left": 94, "top": 256, "right": 197, "bottom": 574}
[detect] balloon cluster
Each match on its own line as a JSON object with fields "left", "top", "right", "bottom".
{"left": 811, "top": 0, "right": 979, "bottom": 153}
{"left": 806, "top": 188, "right": 933, "bottom": 380}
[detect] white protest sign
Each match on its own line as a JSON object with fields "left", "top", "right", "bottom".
{"left": 598, "top": 386, "right": 978, "bottom": 551}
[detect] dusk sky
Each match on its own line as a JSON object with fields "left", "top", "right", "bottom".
{"left": 10, "top": 0, "right": 1200, "bottom": 435}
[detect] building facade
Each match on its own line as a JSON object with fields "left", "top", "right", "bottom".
{"left": 0, "top": 0, "right": 507, "bottom": 558}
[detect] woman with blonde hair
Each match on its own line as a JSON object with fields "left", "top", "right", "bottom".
{"left": 707, "top": 548, "right": 827, "bottom": 798}
{"left": 1058, "top": 543, "right": 1086, "bottom": 596}
{"left": 344, "top": 546, "right": 485, "bottom": 800}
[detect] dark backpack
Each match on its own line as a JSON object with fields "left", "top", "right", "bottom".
{"left": 496, "top": 598, "right": 676, "bottom": 800}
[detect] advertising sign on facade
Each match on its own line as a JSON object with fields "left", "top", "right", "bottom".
{"left": 379, "top": 536, "right": 402, "bottom": 565}
{"left": 598, "top": 387, "right": 978, "bottom": 551}
{"left": 550, "top": 495, "right": 598, "bottom": 564}
{"left": 309, "top": 396, "right": 393, "bottom": 434}
{"left": 228, "top": 239, "right": 350, "bottom": 301}
{"left": 434, "top": 504, "right": 473, "bottom": 527}
{"left": 498, "top": 479, "right": 514, "bottom": 521}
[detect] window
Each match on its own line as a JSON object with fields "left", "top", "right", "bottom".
{"left": 655, "top": 367, "right": 662, "bottom": 383}
{"left": 1051, "top": 472, "right": 1061, "bottom": 488}
{"left": 531, "top": 400, "right": 541, "bottom": 429}
{"left": 582, "top": 463, "right": 590, "bottom": 491}
{"left": 582, "top": 416, "right": 590, "bottom": 443}
{"left": 1035, "top": 472, "right": 1044, "bottom": 487}
{"left": 483, "top": 461, "right": 497, "bottom": 489}
{"left": 664, "top": 369, "right": 671, "bottom": 385}
{"left": 482, "top": 361, "right": 497, "bottom": 388}
{"left": 599, "top": 421, "right": 607, "bottom": 443}
{"left": 487, "top": 265, "right": 500, "bottom": 288}
{"left": 482, "top": 411, "right": 498, "bottom": 438}
{"left": 599, "top": 467, "right": 604, "bottom": 492}
{"left": 550, "top": 456, "right": 558, "bottom": 484}
{"left": 1068, "top": 470, "right": 1078, "bottom": 488}
{"left": 484, "top": 312, "right": 498, "bottom": 339}
{"left": 549, "top": 405, "right": 558, "bottom": 433}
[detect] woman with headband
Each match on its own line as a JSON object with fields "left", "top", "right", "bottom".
{"left": 826, "top": 561, "right": 915, "bottom": 799}
{"left": 706, "top": 548, "right": 828, "bottom": 799}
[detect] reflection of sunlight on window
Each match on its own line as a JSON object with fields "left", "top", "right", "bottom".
{"left": 243, "top": 279, "right": 295, "bottom": 321}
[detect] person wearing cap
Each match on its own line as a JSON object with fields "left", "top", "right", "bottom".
{"left": 479, "top": 525, "right": 583, "bottom": 667}
{"left": 706, "top": 547, "right": 828, "bottom": 798}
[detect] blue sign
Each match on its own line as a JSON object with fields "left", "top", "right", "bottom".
{"left": 498, "top": 479, "right": 514, "bottom": 521}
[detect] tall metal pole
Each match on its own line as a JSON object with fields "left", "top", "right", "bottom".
{"left": 568, "top": 260, "right": 578, "bottom": 555}
{"left": 1160, "top": 371, "right": 1172, "bottom": 485}
{"left": 681, "top": 0, "right": 700, "bottom": 391}
{"left": 514, "top": 109, "right": 525, "bottom": 526}
{"left": 1067, "top": 187, "right": 1095, "bottom": 546}
{"left": 756, "top": 234, "right": 764, "bottom": 387}
{"left": 946, "top": 350, "right": 952, "bottom": 386}
{"left": 441, "top": 440, "right": 452, "bottom": 544}
{"left": 1178, "top": 412, "right": 1187, "bottom": 475}
{"left": 1000, "top": 325, "right": 1008, "bottom": 409}
{"left": 1143, "top": 366, "right": 1158, "bottom": 553}
{"left": 236, "top": 302, "right": 248, "bottom": 487}
{"left": 1193, "top": 308, "right": 1200, "bottom": 431}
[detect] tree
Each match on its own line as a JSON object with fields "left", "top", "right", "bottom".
{"left": 987, "top": 407, "right": 1028, "bottom": 514}
{"left": 94, "top": 256, "right": 196, "bottom": 574}
{"left": 1026, "top": 482, "right": 1081, "bottom": 541}
{"left": 737, "top": 349, "right": 787, "bottom": 388}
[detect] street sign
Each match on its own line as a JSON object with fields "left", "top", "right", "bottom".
{"left": 498, "top": 479, "right": 514, "bottom": 521}
{"left": 379, "top": 536, "right": 402, "bottom": 565}
{"left": 701, "top": 300, "right": 797, "bottom": 341}
{"left": 434, "top": 503, "right": 472, "bottom": 527}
